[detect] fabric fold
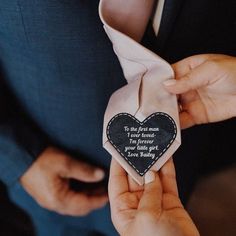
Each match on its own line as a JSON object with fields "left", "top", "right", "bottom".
{"left": 99, "top": 0, "right": 181, "bottom": 185}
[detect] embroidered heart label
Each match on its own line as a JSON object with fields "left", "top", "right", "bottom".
{"left": 106, "top": 112, "right": 177, "bottom": 176}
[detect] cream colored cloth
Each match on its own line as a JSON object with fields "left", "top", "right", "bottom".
{"left": 99, "top": 0, "right": 181, "bottom": 185}
{"left": 153, "top": 0, "right": 166, "bottom": 35}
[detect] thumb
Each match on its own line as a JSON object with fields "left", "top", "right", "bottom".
{"left": 138, "top": 171, "right": 162, "bottom": 212}
{"left": 163, "top": 61, "right": 214, "bottom": 94}
{"left": 63, "top": 158, "right": 105, "bottom": 183}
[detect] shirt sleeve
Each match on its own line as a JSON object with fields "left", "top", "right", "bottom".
{"left": 0, "top": 79, "right": 48, "bottom": 186}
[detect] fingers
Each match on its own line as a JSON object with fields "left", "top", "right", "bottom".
{"left": 36, "top": 177, "right": 108, "bottom": 216}
{"left": 138, "top": 159, "right": 179, "bottom": 213}
{"left": 22, "top": 147, "right": 108, "bottom": 217}
{"left": 63, "top": 157, "right": 105, "bottom": 183}
{"left": 128, "top": 174, "right": 144, "bottom": 193}
{"left": 164, "top": 54, "right": 222, "bottom": 94}
{"left": 172, "top": 53, "right": 228, "bottom": 78}
{"left": 61, "top": 191, "right": 108, "bottom": 216}
{"left": 179, "top": 111, "right": 196, "bottom": 129}
{"left": 164, "top": 61, "right": 214, "bottom": 94}
{"left": 159, "top": 158, "right": 178, "bottom": 197}
{"left": 138, "top": 171, "right": 162, "bottom": 212}
{"left": 54, "top": 191, "right": 108, "bottom": 216}
{"left": 108, "top": 158, "right": 129, "bottom": 200}
{"left": 172, "top": 54, "right": 211, "bottom": 78}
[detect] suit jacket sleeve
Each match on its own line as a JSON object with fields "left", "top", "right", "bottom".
{"left": 0, "top": 80, "right": 48, "bottom": 186}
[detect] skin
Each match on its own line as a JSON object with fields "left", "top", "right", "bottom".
{"left": 109, "top": 158, "right": 200, "bottom": 236}
{"left": 20, "top": 54, "right": 236, "bottom": 233}
{"left": 20, "top": 147, "right": 108, "bottom": 216}
{"left": 109, "top": 54, "right": 236, "bottom": 235}
{"left": 164, "top": 54, "right": 236, "bottom": 129}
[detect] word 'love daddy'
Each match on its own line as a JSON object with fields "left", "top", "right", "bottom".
{"left": 107, "top": 113, "right": 177, "bottom": 176}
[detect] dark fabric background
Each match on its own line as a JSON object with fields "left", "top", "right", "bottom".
{"left": 0, "top": 182, "right": 34, "bottom": 236}
{"left": 1, "top": 0, "right": 236, "bottom": 235}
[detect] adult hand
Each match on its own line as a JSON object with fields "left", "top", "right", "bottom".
{"left": 109, "top": 158, "right": 199, "bottom": 236}
{"left": 20, "top": 146, "right": 108, "bottom": 216}
{"left": 163, "top": 54, "right": 236, "bottom": 128}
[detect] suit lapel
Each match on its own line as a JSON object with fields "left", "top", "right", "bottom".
{"left": 156, "top": 0, "right": 185, "bottom": 53}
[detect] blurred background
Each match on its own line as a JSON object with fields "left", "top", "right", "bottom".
{"left": 1, "top": 119, "right": 236, "bottom": 236}
{"left": 0, "top": 181, "right": 34, "bottom": 236}
{"left": 187, "top": 164, "right": 236, "bottom": 236}
{"left": 1, "top": 165, "right": 236, "bottom": 236}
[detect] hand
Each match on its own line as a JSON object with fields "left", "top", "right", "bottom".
{"left": 109, "top": 158, "right": 199, "bottom": 236}
{"left": 163, "top": 54, "right": 236, "bottom": 128}
{"left": 20, "top": 146, "right": 108, "bottom": 216}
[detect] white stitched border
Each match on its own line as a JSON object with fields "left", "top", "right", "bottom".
{"left": 106, "top": 112, "right": 177, "bottom": 176}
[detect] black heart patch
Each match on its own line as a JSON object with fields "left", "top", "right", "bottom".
{"left": 107, "top": 112, "right": 177, "bottom": 176}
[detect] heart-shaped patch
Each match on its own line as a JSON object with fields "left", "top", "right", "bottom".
{"left": 106, "top": 112, "right": 177, "bottom": 176}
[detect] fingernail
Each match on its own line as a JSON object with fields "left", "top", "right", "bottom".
{"left": 145, "top": 171, "right": 155, "bottom": 184}
{"left": 163, "top": 79, "right": 176, "bottom": 86}
{"left": 94, "top": 169, "right": 105, "bottom": 180}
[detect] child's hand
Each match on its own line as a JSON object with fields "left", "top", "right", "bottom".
{"left": 164, "top": 54, "right": 236, "bottom": 129}
{"left": 108, "top": 158, "right": 199, "bottom": 236}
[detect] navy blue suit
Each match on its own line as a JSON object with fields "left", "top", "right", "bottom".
{"left": 1, "top": 0, "right": 236, "bottom": 235}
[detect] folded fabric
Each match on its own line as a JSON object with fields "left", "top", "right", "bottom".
{"left": 99, "top": 0, "right": 181, "bottom": 185}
